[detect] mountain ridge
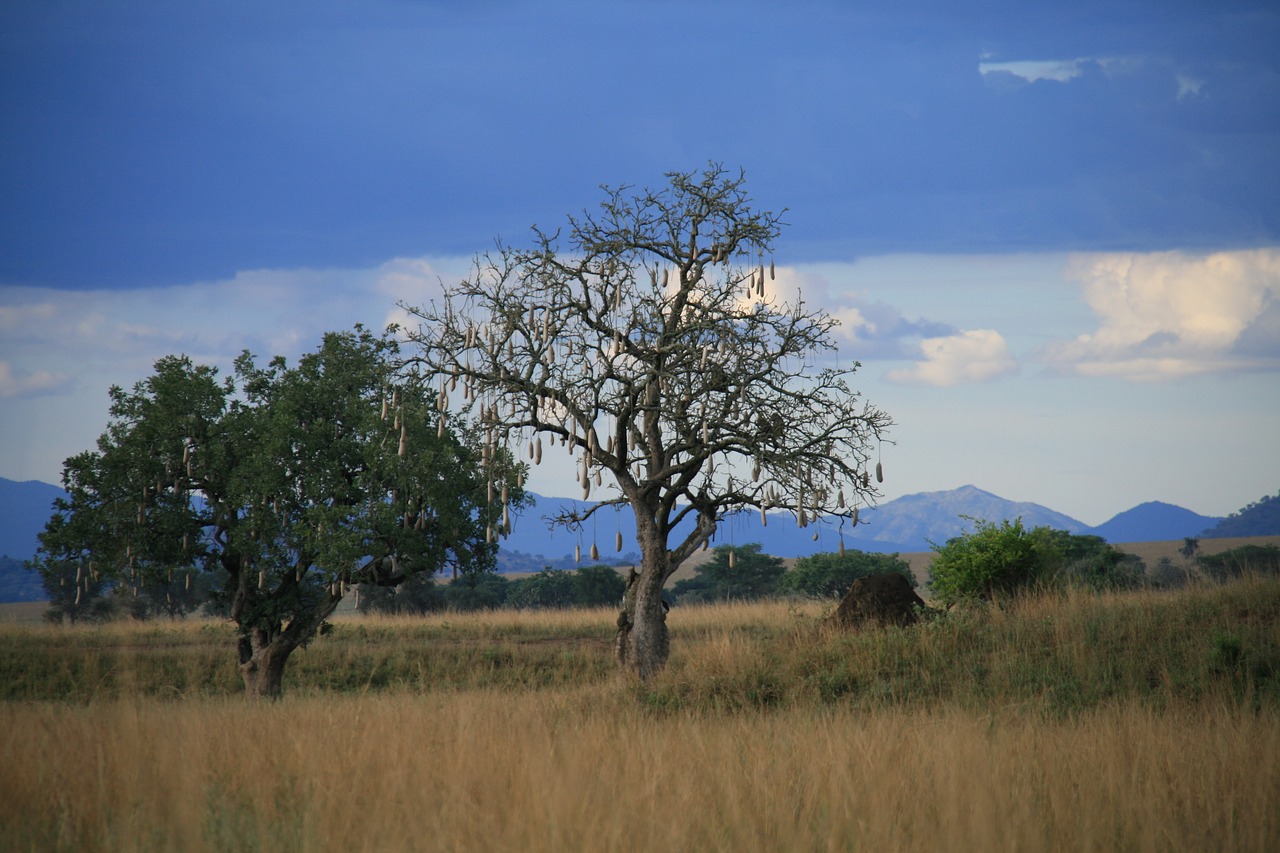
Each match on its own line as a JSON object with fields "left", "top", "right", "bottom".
{"left": 0, "top": 476, "right": 1240, "bottom": 600}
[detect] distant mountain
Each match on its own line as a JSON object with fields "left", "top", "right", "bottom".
{"left": 855, "top": 485, "right": 1090, "bottom": 551}
{"left": 1201, "top": 492, "right": 1280, "bottom": 538}
{"left": 0, "top": 477, "right": 64, "bottom": 561}
{"left": 1091, "top": 501, "right": 1223, "bottom": 543}
{"left": 0, "top": 476, "right": 1252, "bottom": 602}
{"left": 503, "top": 485, "right": 1088, "bottom": 562}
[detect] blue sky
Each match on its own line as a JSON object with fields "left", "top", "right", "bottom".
{"left": 2, "top": 1, "right": 1278, "bottom": 526}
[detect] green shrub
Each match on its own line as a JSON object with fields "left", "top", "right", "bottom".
{"left": 780, "top": 550, "right": 915, "bottom": 599}
{"left": 1033, "top": 530, "right": 1147, "bottom": 591}
{"left": 928, "top": 517, "right": 1051, "bottom": 604}
{"left": 506, "top": 568, "right": 575, "bottom": 609}
{"left": 571, "top": 564, "right": 626, "bottom": 607}
{"left": 442, "top": 572, "right": 510, "bottom": 611}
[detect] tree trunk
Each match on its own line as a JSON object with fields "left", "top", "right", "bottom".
{"left": 616, "top": 542, "right": 671, "bottom": 680}
{"left": 238, "top": 628, "right": 298, "bottom": 700}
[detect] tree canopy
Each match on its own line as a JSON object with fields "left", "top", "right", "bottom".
{"left": 400, "top": 165, "right": 891, "bottom": 677}
{"left": 670, "top": 543, "right": 785, "bottom": 604}
{"left": 30, "top": 327, "right": 523, "bottom": 696}
{"left": 780, "top": 550, "right": 916, "bottom": 599}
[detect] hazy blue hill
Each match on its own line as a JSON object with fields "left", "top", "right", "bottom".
{"left": 0, "top": 477, "right": 65, "bottom": 561}
{"left": 1092, "top": 501, "right": 1224, "bottom": 543}
{"left": 856, "top": 485, "right": 1089, "bottom": 552}
{"left": 1201, "top": 492, "right": 1280, "bottom": 538}
{"left": 0, "top": 477, "right": 1245, "bottom": 600}
{"left": 502, "top": 486, "right": 1082, "bottom": 562}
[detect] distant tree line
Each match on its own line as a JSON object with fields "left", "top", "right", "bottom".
{"left": 31, "top": 524, "right": 1278, "bottom": 625}
{"left": 1202, "top": 491, "right": 1280, "bottom": 539}
{"left": 357, "top": 564, "right": 628, "bottom": 614}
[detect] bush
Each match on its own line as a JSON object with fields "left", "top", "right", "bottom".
{"left": 442, "top": 572, "right": 510, "bottom": 611}
{"left": 780, "top": 550, "right": 915, "bottom": 599}
{"left": 1198, "top": 545, "right": 1280, "bottom": 582}
{"left": 928, "top": 517, "right": 1052, "bottom": 604}
{"left": 506, "top": 568, "right": 575, "bottom": 609}
{"left": 571, "top": 564, "right": 627, "bottom": 607}
{"left": 1033, "top": 530, "right": 1147, "bottom": 591}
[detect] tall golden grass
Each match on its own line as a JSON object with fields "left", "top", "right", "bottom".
{"left": 2, "top": 692, "right": 1275, "bottom": 852}
{"left": 3, "top": 579, "right": 1279, "bottom": 851}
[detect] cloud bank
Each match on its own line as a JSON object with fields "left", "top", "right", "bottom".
{"left": 887, "top": 330, "right": 1018, "bottom": 386}
{"left": 1044, "top": 249, "right": 1280, "bottom": 380}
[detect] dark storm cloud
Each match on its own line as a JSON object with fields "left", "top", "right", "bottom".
{"left": 1, "top": 0, "right": 1277, "bottom": 289}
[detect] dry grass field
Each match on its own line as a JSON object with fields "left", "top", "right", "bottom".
{"left": 3, "top": 575, "right": 1280, "bottom": 852}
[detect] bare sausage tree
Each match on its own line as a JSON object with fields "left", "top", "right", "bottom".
{"left": 400, "top": 165, "right": 892, "bottom": 678}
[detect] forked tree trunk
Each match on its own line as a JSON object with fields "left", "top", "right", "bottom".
{"left": 616, "top": 544, "right": 671, "bottom": 680}
{"left": 238, "top": 629, "right": 299, "bottom": 699}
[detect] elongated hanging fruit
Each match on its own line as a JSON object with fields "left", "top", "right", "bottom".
{"left": 590, "top": 543, "right": 599, "bottom": 561}
{"left": 760, "top": 505, "right": 767, "bottom": 526}
{"left": 770, "top": 259, "right": 775, "bottom": 280}
{"left": 876, "top": 461, "right": 883, "bottom": 483}
{"left": 616, "top": 531, "right": 623, "bottom": 552}
{"left": 728, "top": 550, "right": 736, "bottom": 569}
{"left": 575, "top": 544, "right": 581, "bottom": 563}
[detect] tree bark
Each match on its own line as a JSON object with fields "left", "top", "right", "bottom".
{"left": 616, "top": 533, "right": 671, "bottom": 679}
{"left": 238, "top": 628, "right": 297, "bottom": 700}
{"left": 235, "top": 595, "right": 340, "bottom": 699}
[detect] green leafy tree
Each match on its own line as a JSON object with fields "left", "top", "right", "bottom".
{"left": 780, "top": 550, "right": 915, "bottom": 599}
{"left": 29, "top": 327, "right": 523, "bottom": 697}
{"left": 572, "top": 564, "right": 627, "bottom": 607}
{"left": 506, "top": 567, "right": 576, "bottom": 609}
{"left": 928, "top": 517, "right": 1053, "bottom": 605}
{"left": 442, "top": 571, "right": 511, "bottom": 611}
{"left": 1032, "top": 530, "right": 1146, "bottom": 591}
{"left": 402, "top": 165, "right": 892, "bottom": 677}
{"left": 671, "top": 543, "right": 785, "bottom": 604}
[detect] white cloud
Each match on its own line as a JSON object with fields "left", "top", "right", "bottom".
{"left": 0, "top": 256, "right": 474, "bottom": 485}
{"left": 979, "top": 58, "right": 1087, "bottom": 83}
{"left": 886, "top": 329, "right": 1017, "bottom": 386}
{"left": 0, "top": 361, "right": 69, "bottom": 398}
{"left": 1176, "top": 74, "right": 1205, "bottom": 99}
{"left": 1042, "top": 249, "right": 1280, "bottom": 380}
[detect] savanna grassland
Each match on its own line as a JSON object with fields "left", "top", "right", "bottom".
{"left": 3, "top": 578, "right": 1279, "bottom": 852}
